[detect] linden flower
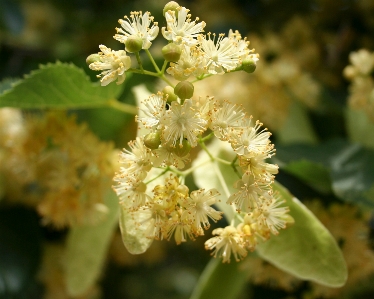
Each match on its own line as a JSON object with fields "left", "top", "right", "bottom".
{"left": 114, "top": 11, "right": 159, "bottom": 49}
{"left": 167, "top": 210, "right": 194, "bottom": 245}
{"left": 205, "top": 226, "right": 247, "bottom": 263}
{"left": 228, "top": 118, "right": 271, "bottom": 157}
{"left": 117, "top": 137, "right": 153, "bottom": 180}
{"left": 112, "top": 176, "right": 150, "bottom": 210}
{"left": 136, "top": 92, "right": 167, "bottom": 130}
{"left": 152, "top": 142, "right": 190, "bottom": 169}
{"left": 227, "top": 172, "right": 272, "bottom": 212}
{"left": 228, "top": 29, "right": 250, "bottom": 59}
{"left": 198, "top": 33, "right": 241, "bottom": 75}
{"left": 239, "top": 148, "right": 279, "bottom": 183}
{"left": 236, "top": 216, "right": 259, "bottom": 252}
{"left": 152, "top": 174, "right": 189, "bottom": 210}
{"left": 209, "top": 100, "right": 246, "bottom": 141}
{"left": 167, "top": 46, "right": 206, "bottom": 81}
{"left": 185, "top": 188, "right": 222, "bottom": 234}
{"left": 89, "top": 45, "right": 131, "bottom": 86}
{"left": 259, "top": 196, "right": 290, "bottom": 235}
{"left": 161, "top": 99, "right": 207, "bottom": 148}
{"left": 162, "top": 7, "right": 206, "bottom": 46}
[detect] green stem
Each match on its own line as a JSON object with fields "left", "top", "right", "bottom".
{"left": 135, "top": 52, "right": 144, "bottom": 71}
{"left": 107, "top": 99, "right": 137, "bottom": 115}
{"left": 199, "top": 140, "right": 214, "bottom": 161}
{"left": 145, "top": 49, "right": 161, "bottom": 73}
{"left": 128, "top": 68, "right": 159, "bottom": 77}
{"left": 230, "top": 156, "right": 241, "bottom": 179}
{"left": 161, "top": 60, "right": 168, "bottom": 74}
{"left": 199, "top": 132, "right": 214, "bottom": 143}
{"left": 145, "top": 167, "right": 170, "bottom": 184}
{"left": 192, "top": 73, "right": 214, "bottom": 83}
{"left": 215, "top": 157, "right": 231, "bottom": 165}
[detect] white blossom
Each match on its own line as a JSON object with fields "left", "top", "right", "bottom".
{"left": 114, "top": 11, "right": 159, "bottom": 49}
{"left": 89, "top": 45, "right": 131, "bottom": 86}
{"left": 162, "top": 7, "right": 206, "bottom": 46}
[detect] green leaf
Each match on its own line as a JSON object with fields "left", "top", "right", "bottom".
{"left": 275, "top": 140, "right": 374, "bottom": 207}
{"left": 190, "top": 257, "right": 251, "bottom": 299}
{"left": 281, "top": 160, "right": 332, "bottom": 194}
{"left": 65, "top": 190, "right": 119, "bottom": 296}
{"left": 256, "top": 182, "right": 347, "bottom": 287}
{"left": 0, "top": 78, "right": 19, "bottom": 94}
{"left": 0, "top": 62, "right": 125, "bottom": 109}
{"left": 330, "top": 143, "right": 374, "bottom": 208}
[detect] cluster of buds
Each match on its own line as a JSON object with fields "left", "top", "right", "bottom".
{"left": 88, "top": 1, "right": 292, "bottom": 262}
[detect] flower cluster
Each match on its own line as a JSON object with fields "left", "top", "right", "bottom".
{"left": 87, "top": 2, "right": 258, "bottom": 87}
{"left": 344, "top": 49, "right": 374, "bottom": 122}
{"left": 0, "top": 110, "right": 116, "bottom": 227}
{"left": 88, "top": 1, "right": 292, "bottom": 263}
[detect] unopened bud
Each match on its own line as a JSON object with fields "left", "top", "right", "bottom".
{"left": 163, "top": 1, "right": 180, "bottom": 16}
{"left": 144, "top": 132, "right": 161, "bottom": 149}
{"left": 86, "top": 54, "right": 100, "bottom": 65}
{"left": 242, "top": 55, "right": 258, "bottom": 73}
{"left": 162, "top": 86, "right": 178, "bottom": 103}
{"left": 173, "top": 139, "right": 191, "bottom": 157}
{"left": 174, "top": 81, "right": 194, "bottom": 101}
{"left": 162, "top": 43, "right": 182, "bottom": 62}
{"left": 125, "top": 36, "right": 143, "bottom": 53}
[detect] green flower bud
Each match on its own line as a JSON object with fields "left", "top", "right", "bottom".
{"left": 172, "top": 139, "right": 191, "bottom": 157}
{"left": 162, "top": 86, "right": 178, "bottom": 103}
{"left": 86, "top": 54, "right": 100, "bottom": 65}
{"left": 162, "top": 43, "right": 182, "bottom": 62}
{"left": 242, "top": 56, "right": 257, "bottom": 73}
{"left": 144, "top": 132, "right": 161, "bottom": 149}
{"left": 174, "top": 81, "right": 194, "bottom": 101}
{"left": 163, "top": 1, "right": 180, "bottom": 16}
{"left": 125, "top": 36, "right": 143, "bottom": 53}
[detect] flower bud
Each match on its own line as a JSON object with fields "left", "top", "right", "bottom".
{"left": 144, "top": 132, "right": 161, "bottom": 149}
{"left": 242, "top": 55, "right": 258, "bottom": 73}
{"left": 162, "top": 43, "right": 182, "bottom": 62}
{"left": 173, "top": 139, "right": 191, "bottom": 156}
{"left": 125, "top": 36, "right": 143, "bottom": 53}
{"left": 163, "top": 1, "right": 180, "bottom": 16}
{"left": 162, "top": 86, "right": 178, "bottom": 103}
{"left": 86, "top": 54, "right": 100, "bottom": 65}
{"left": 174, "top": 81, "right": 194, "bottom": 101}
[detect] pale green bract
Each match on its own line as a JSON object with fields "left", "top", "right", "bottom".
{"left": 257, "top": 182, "right": 347, "bottom": 287}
